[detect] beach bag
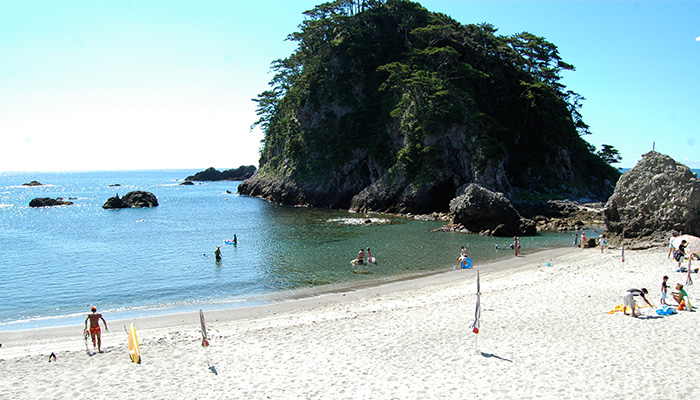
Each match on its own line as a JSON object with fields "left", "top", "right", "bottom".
{"left": 674, "top": 250, "right": 683, "bottom": 262}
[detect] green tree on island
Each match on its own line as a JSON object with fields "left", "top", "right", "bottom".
{"left": 597, "top": 144, "right": 622, "bottom": 165}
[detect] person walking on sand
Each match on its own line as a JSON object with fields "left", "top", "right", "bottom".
{"left": 85, "top": 306, "right": 108, "bottom": 352}
{"left": 622, "top": 288, "right": 652, "bottom": 317}
{"left": 660, "top": 276, "right": 669, "bottom": 305}
{"left": 673, "top": 240, "right": 688, "bottom": 268}
{"left": 598, "top": 233, "right": 607, "bottom": 253}
{"left": 513, "top": 237, "right": 520, "bottom": 257}
{"left": 580, "top": 232, "right": 587, "bottom": 249}
{"left": 668, "top": 236, "right": 676, "bottom": 259}
{"left": 214, "top": 246, "right": 222, "bottom": 261}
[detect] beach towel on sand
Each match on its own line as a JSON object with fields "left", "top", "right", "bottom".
{"left": 656, "top": 305, "right": 677, "bottom": 316}
{"left": 607, "top": 303, "right": 651, "bottom": 314}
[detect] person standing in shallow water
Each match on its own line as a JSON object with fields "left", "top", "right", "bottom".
{"left": 214, "top": 246, "right": 222, "bottom": 261}
{"left": 513, "top": 237, "right": 520, "bottom": 257}
{"left": 357, "top": 248, "right": 365, "bottom": 264}
{"left": 85, "top": 306, "right": 108, "bottom": 352}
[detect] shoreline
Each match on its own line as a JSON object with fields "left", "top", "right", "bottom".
{"left": 4, "top": 245, "right": 699, "bottom": 399}
{"left": 0, "top": 247, "right": 571, "bottom": 356}
{"left": 0, "top": 240, "right": 568, "bottom": 333}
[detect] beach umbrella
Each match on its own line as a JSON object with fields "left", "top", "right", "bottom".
{"left": 469, "top": 270, "right": 481, "bottom": 334}
{"left": 672, "top": 235, "right": 700, "bottom": 256}
{"left": 468, "top": 270, "right": 481, "bottom": 353}
{"left": 621, "top": 243, "right": 625, "bottom": 263}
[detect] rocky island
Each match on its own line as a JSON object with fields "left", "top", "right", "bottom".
{"left": 29, "top": 197, "right": 73, "bottom": 207}
{"left": 185, "top": 166, "right": 256, "bottom": 182}
{"left": 103, "top": 191, "right": 159, "bottom": 209}
{"left": 237, "top": 1, "right": 620, "bottom": 236}
{"left": 22, "top": 180, "right": 43, "bottom": 187}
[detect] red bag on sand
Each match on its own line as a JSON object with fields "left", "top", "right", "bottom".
{"left": 677, "top": 300, "right": 686, "bottom": 311}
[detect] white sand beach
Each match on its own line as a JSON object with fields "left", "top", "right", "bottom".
{"left": 2, "top": 246, "right": 699, "bottom": 400}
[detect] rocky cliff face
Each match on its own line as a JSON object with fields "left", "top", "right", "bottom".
{"left": 604, "top": 151, "right": 700, "bottom": 245}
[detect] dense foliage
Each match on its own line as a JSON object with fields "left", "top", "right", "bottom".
{"left": 249, "top": 0, "right": 619, "bottom": 211}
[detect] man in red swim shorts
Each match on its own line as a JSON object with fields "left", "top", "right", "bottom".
{"left": 85, "top": 306, "right": 108, "bottom": 352}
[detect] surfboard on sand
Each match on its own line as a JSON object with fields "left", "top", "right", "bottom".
{"left": 200, "top": 309, "right": 209, "bottom": 347}
{"left": 127, "top": 322, "right": 141, "bottom": 364}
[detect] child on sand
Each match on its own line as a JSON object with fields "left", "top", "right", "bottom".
{"left": 660, "top": 276, "right": 669, "bottom": 305}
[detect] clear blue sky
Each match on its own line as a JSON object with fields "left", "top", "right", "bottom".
{"left": 1, "top": 0, "right": 698, "bottom": 172}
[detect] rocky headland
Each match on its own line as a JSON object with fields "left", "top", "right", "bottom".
{"left": 185, "top": 166, "right": 256, "bottom": 182}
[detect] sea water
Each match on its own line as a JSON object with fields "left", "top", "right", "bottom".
{"left": 0, "top": 170, "right": 580, "bottom": 330}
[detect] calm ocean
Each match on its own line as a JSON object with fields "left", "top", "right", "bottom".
{"left": 1, "top": 170, "right": 585, "bottom": 330}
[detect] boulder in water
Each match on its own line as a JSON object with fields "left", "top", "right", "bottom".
{"left": 449, "top": 184, "right": 535, "bottom": 236}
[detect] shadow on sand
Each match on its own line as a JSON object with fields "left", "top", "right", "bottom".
{"left": 480, "top": 352, "right": 513, "bottom": 362}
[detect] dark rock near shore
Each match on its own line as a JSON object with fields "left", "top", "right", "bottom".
{"left": 517, "top": 200, "right": 605, "bottom": 232}
{"left": 449, "top": 184, "right": 535, "bottom": 237}
{"left": 22, "top": 180, "right": 43, "bottom": 186}
{"left": 186, "top": 166, "right": 256, "bottom": 182}
{"left": 29, "top": 197, "right": 74, "bottom": 207}
{"left": 102, "top": 191, "right": 159, "bottom": 209}
{"left": 179, "top": 181, "right": 194, "bottom": 185}
{"left": 604, "top": 151, "right": 700, "bottom": 247}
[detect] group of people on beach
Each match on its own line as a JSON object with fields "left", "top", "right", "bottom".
{"left": 624, "top": 280, "right": 690, "bottom": 317}
{"left": 623, "top": 235, "right": 698, "bottom": 317}
{"left": 574, "top": 231, "right": 607, "bottom": 252}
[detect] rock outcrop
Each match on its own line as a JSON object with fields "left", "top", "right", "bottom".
{"left": 22, "top": 181, "right": 43, "bottom": 186}
{"left": 103, "top": 191, "right": 159, "bottom": 209}
{"left": 186, "top": 166, "right": 256, "bottom": 182}
{"left": 449, "top": 184, "right": 536, "bottom": 236}
{"left": 604, "top": 151, "right": 700, "bottom": 245}
{"left": 29, "top": 197, "right": 73, "bottom": 207}
{"left": 517, "top": 200, "right": 605, "bottom": 232}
